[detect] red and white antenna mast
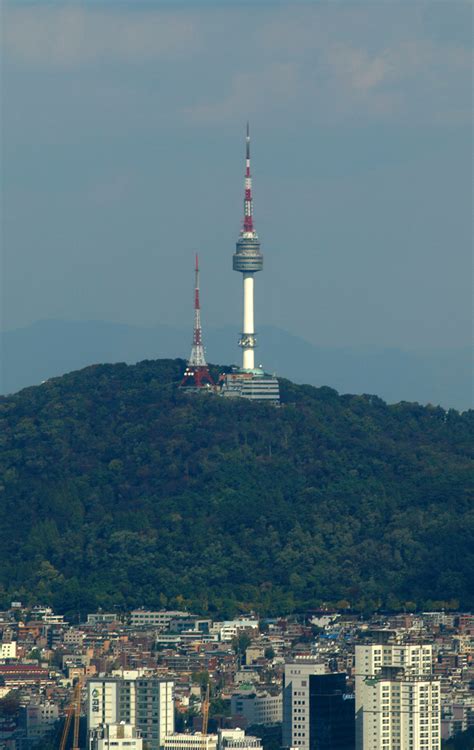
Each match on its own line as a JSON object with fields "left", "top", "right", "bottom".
{"left": 243, "top": 121, "right": 255, "bottom": 235}
{"left": 181, "top": 254, "right": 214, "bottom": 389}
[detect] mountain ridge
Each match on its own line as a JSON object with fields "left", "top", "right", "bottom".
{"left": 0, "top": 358, "right": 472, "bottom": 618}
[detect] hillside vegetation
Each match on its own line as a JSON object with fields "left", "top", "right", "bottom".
{"left": 0, "top": 359, "right": 472, "bottom": 618}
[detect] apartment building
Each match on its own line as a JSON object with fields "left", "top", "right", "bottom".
{"left": 355, "top": 644, "right": 440, "bottom": 750}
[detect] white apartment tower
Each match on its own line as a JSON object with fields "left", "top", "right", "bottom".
{"left": 355, "top": 644, "right": 441, "bottom": 750}
{"left": 87, "top": 676, "right": 174, "bottom": 750}
{"left": 282, "top": 659, "right": 325, "bottom": 750}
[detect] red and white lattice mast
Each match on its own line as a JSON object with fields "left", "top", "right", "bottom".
{"left": 181, "top": 254, "right": 214, "bottom": 389}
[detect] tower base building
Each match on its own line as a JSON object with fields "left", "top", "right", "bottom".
{"left": 220, "top": 368, "right": 279, "bottom": 403}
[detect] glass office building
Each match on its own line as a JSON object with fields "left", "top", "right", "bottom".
{"left": 309, "top": 673, "right": 355, "bottom": 750}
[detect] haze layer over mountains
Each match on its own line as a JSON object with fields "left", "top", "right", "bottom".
{"left": 1, "top": 319, "right": 470, "bottom": 411}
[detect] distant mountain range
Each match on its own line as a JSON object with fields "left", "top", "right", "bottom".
{"left": 1, "top": 319, "right": 471, "bottom": 410}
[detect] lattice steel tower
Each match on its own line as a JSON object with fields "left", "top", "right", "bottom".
{"left": 181, "top": 254, "right": 214, "bottom": 389}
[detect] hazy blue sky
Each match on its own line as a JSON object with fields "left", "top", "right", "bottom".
{"left": 2, "top": 1, "right": 472, "bottom": 352}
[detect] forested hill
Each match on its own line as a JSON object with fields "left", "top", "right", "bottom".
{"left": 0, "top": 358, "right": 472, "bottom": 618}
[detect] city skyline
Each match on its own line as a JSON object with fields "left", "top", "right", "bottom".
{"left": 0, "top": 4, "right": 472, "bottom": 748}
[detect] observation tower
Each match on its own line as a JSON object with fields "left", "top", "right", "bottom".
{"left": 221, "top": 125, "right": 279, "bottom": 404}
{"left": 232, "top": 123, "right": 263, "bottom": 371}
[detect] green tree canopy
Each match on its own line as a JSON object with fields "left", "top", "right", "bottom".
{"left": 0, "top": 358, "right": 472, "bottom": 617}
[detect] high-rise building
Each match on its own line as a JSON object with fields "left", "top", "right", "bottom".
{"left": 309, "top": 673, "right": 355, "bottom": 750}
{"left": 355, "top": 644, "right": 441, "bottom": 750}
{"left": 356, "top": 643, "right": 433, "bottom": 682}
{"left": 87, "top": 676, "right": 174, "bottom": 750}
{"left": 221, "top": 126, "right": 279, "bottom": 404}
{"left": 282, "top": 659, "right": 325, "bottom": 750}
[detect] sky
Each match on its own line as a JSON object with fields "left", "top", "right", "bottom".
{"left": 2, "top": 0, "right": 472, "bottom": 353}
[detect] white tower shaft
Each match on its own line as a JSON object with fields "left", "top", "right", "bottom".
{"left": 242, "top": 273, "right": 255, "bottom": 370}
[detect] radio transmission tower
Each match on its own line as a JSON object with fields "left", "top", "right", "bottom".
{"left": 181, "top": 254, "right": 214, "bottom": 389}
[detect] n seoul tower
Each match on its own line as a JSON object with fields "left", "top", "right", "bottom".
{"left": 232, "top": 123, "right": 263, "bottom": 371}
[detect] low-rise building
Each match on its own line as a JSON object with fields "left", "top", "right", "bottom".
{"left": 0, "top": 642, "right": 17, "bottom": 660}
{"left": 231, "top": 690, "right": 282, "bottom": 726}
{"left": 210, "top": 620, "right": 259, "bottom": 643}
{"left": 19, "top": 700, "right": 59, "bottom": 743}
{"left": 87, "top": 613, "right": 119, "bottom": 626}
{"left": 130, "top": 611, "right": 189, "bottom": 631}
{"left": 164, "top": 732, "right": 218, "bottom": 750}
{"left": 90, "top": 722, "right": 143, "bottom": 750}
{"left": 218, "top": 728, "right": 262, "bottom": 750}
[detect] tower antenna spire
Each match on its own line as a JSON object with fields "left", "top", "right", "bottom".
{"left": 181, "top": 254, "right": 214, "bottom": 390}
{"left": 243, "top": 122, "right": 255, "bottom": 235}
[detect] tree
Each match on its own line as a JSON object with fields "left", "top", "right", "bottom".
{"left": 0, "top": 357, "right": 472, "bottom": 618}
{"left": 0, "top": 690, "right": 20, "bottom": 717}
{"left": 232, "top": 633, "right": 252, "bottom": 663}
{"left": 191, "top": 671, "right": 210, "bottom": 689}
{"left": 28, "top": 647, "right": 42, "bottom": 662}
